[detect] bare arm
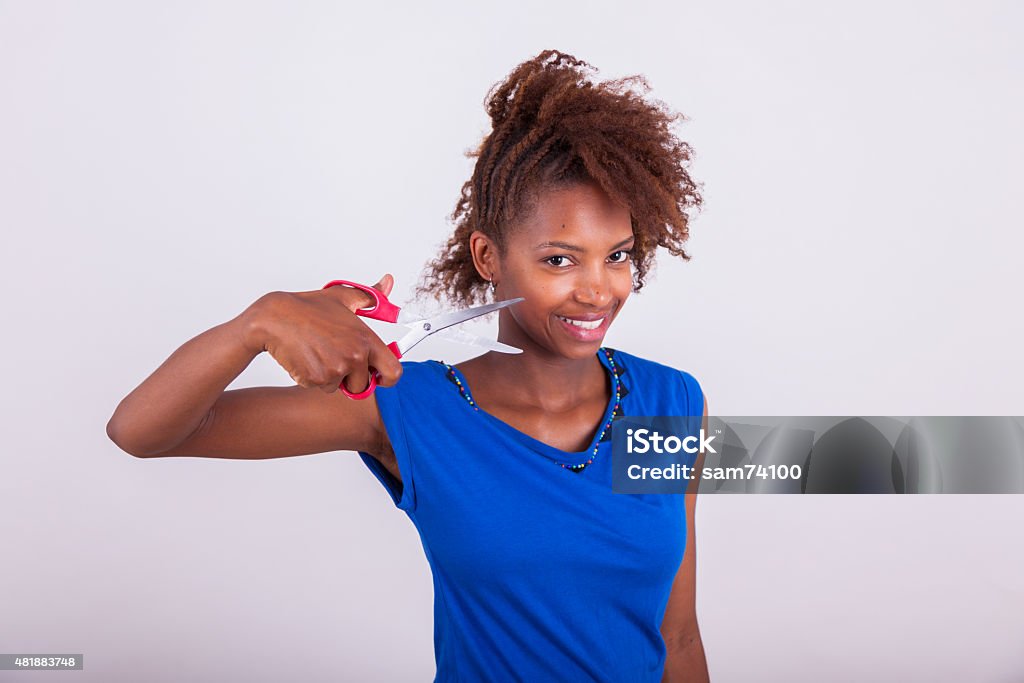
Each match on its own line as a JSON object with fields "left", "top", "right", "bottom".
{"left": 141, "top": 384, "right": 385, "bottom": 460}
{"left": 660, "top": 396, "right": 711, "bottom": 682}
{"left": 106, "top": 276, "right": 401, "bottom": 460}
{"left": 105, "top": 311, "right": 264, "bottom": 456}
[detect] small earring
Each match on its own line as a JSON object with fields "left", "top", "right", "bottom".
{"left": 489, "top": 278, "right": 497, "bottom": 295}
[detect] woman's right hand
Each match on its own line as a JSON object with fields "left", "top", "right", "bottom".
{"left": 241, "top": 274, "right": 404, "bottom": 395}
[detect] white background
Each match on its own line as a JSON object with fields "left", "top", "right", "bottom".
{"left": 2, "top": 0, "right": 1022, "bottom": 680}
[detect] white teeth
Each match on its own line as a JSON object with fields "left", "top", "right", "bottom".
{"left": 558, "top": 316, "right": 604, "bottom": 330}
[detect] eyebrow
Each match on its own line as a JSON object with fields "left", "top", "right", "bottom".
{"left": 533, "top": 236, "right": 635, "bottom": 252}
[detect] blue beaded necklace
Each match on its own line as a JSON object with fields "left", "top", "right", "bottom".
{"left": 442, "top": 348, "right": 621, "bottom": 473}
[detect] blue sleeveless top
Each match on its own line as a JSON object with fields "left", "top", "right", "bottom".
{"left": 357, "top": 347, "right": 704, "bottom": 682}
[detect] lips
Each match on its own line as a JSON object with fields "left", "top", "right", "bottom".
{"left": 557, "top": 315, "right": 605, "bottom": 330}
{"left": 554, "top": 312, "right": 612, "bottom": 341}
{"left": 555, "top": 310, "right": 614, "bottom": 322}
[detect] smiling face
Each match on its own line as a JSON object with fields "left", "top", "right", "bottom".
{"left": 471, "top": 181, "right": 635, "bottom": 360}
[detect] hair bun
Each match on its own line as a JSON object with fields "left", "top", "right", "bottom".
{"left": 485, "top": 49, "right": 595, "bottom": 128}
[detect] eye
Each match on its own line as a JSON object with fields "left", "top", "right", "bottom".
{"left": 544, "top": 255, "right": 573, "bottom": 268}
{"left": 609, "top": 249, "right": 634, "bottom": 264}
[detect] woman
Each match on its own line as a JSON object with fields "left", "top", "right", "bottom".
{"left": 107, "top": 49, "right": 709, "bottom": 682}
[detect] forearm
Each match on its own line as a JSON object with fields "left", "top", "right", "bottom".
{"left": 106, "top": 306, "right": 265, "bottom": 456}
{"left": 661, "top": 630, "right": 709, "bottom": 683}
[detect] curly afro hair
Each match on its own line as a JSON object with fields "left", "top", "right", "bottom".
{"left": 415, "top": 49, "right": 703, "bottom": 309}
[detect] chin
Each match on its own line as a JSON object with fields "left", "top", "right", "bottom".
{"left": 553, "top": 337, "right": 607, "bottom": 359}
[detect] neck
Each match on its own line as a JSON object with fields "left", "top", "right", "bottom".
{"left": 473, "top": 312, "right": 607, "bottom": 412}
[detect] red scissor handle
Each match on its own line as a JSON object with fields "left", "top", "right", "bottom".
{"left": 322, "top": 280, "right": 404, "bottom": 400}
{"left": 322, "top": 279, "right": 402, "bottom": 322}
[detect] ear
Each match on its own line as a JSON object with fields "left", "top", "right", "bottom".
{"left": 469, "top": 230, "right": 501, "bottom": 281}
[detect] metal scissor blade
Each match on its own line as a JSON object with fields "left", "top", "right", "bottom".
{"left": 396, "top": 309, "right": 426, "bottom": 326}
{"left": 436, "top": 327, "right": 522, "bottom": 354}
{"left": 424, "top": 297, "right": 524, "bottom": 333}
{"left": 396, "top": 297, "right": 525, "bottom": 356}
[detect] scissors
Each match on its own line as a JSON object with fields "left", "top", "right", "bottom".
{"left": 322, "top": 279, "right": 524, "bottom": 399}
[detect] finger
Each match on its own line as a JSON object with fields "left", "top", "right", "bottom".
{"left": 289, "top": 370, "right": 316, "bottom": 390}
{"left": 329, "top": 275, "right": 394, "bottom": 313}
{"left": 350, "top": 276, "right": 390, "bottom": 311}
{"left": 341, "top": 363, "right": 372, "bottom": 396}
{"left": 367, "top": 342, "right": 403, "bottom": 388}
{"left": 373, "top": 273, "right": 394, "bottom": 298}
{"left": 346, "top": 287, "right": 377, "bottom": 311}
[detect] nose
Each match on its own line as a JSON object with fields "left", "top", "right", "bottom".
{"left": 572, "top": 267, "right": 613, "bottom": 309}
